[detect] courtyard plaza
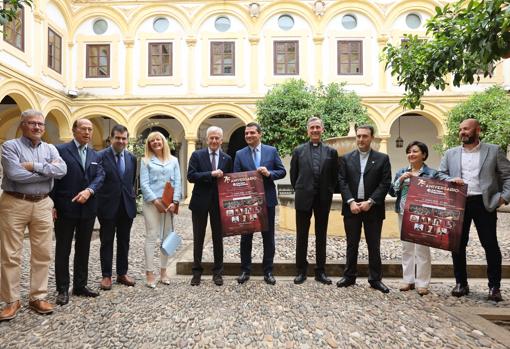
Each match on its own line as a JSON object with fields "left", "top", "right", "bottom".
{"left": 0, "top": 206, "right": 508, "bottom": 348}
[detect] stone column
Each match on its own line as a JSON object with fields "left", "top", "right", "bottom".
{"left": 33, "top": 11, "right": 44, "bottom": 72}
{"left": 313, "top": 35, "right": 324, "bottom": 84}
{"left": 124, "top": 39, "right": 134, "bottom": 96}
{"left": 377, "top": 34, "right": 389, "bottom": 92}
{"left": 248, "top": 36, "right": 260, "bottom": 93}
{"left": 378, "top": 136, "right": 389, "bottom": 154}
{"left": 186, "top": 37, "right": 197, "bottom": 95}
{"left": 184, "top": 136, "right": 198, "bottom": 204}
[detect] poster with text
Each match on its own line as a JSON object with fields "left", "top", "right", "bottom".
{"left": 218, "top": 171, "right": 268, "bottom": 237}
{"left": 402, "top": 177, "right": 467, "bottom": 253}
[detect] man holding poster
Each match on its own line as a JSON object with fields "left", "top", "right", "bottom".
{"left": 187, "top": 126, "right": 233, "bottom": 286}
{"left": 233, "top": 122, "right": 286, "bottom": 285}
{"left": 439, "top": 118, "right": 510, "bottom": 302}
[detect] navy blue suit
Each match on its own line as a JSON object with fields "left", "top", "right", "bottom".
{"left": 52, "top": 141, "right": 105, "bottom": 292}
{"left": 96, "top": 147, "right": 137, "bottom": 278}
{"left": 188, "top": 148, "right": 233, "bottom": 275}
{"left": 234, "top": 144, "right": 286, "bottom": 274}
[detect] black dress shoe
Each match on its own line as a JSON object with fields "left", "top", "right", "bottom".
{"left": 315, "top": 272, "right": 332, "bottom": 285}
{"left": 451, "top": 283, "right": 469, "bottom": 297}
{"left": 488, "top": 287, "right": 503, "bottom": 302}
{"left": 369, "top": 280, "right": 390, "bottom": 293}
{"left": 72, "top": 286, "right": 100, "bottom": 298}
{"left": 56, "top": 291, "right": 69, "bottom": 306}
{"left": 213, "top": 274, "right": 223, "bottom": 286}
{"left": 264, "top": 273, "right": 276, "bottom": 285}
{"left": 237, "top": 272, "right": 250, "bottom": 284}
{"left": 336, "top": 277, "right": 356, "bottom": 288}
{"left": 294, "top": 273, "right": 307, "bottom": 284}
{"left": 190, "top": 274, "right": 201, "bottom": 286}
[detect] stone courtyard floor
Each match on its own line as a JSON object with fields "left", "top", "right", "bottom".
{"left": 0, "top": 206, "right": 509, "bottom": 348}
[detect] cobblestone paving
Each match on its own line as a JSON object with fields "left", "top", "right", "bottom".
{"left": 0, "top": 207, "right": 508, "bottom": 348}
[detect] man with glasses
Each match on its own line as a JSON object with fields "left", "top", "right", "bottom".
{"left": 0, "top": 110, "right": 67, "bottom": 321}
{"left": 52, "top": 118, "right": 105, "bottom": 305}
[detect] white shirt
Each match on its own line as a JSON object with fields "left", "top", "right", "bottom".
{"left": 461, "top": 143, "right": 482, "bottom": 196}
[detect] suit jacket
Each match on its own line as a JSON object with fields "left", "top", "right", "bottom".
{"left": 96, "top": 147, "right": 137, "bottom": 220}
{"left": 338, "top": 149, "right": 391, "bottom": 219}
{"left": 290, "top": 142, "right": 339, "bottom": 211}
{"left": 234, "top": 144, "right": 286, "bottom": 208}
{"left": 439, "top": 142, "right": 510, "bottom": 212}
{"left": 187, "top": 148, "right": 233, "bottom": 211}
{"left": 51, "top": 141, "right": 105, "bottom": 219}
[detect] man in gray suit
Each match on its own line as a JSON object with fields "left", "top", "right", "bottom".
{"left": 439, "top": 118, "right": 510, "bottom": 302}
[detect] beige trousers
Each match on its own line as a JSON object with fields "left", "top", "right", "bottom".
{"left": 0, "top": 193, "right": 54, "bottom": 303}
{"left": 142, "top": 202, "right": 174, "bottom": 273}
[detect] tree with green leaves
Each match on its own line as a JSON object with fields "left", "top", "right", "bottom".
{"left": 0, "top": 0, "right": 32, "bottom": 26}
{"left": 256, "top": 79, "right": 371, "bottom": 156}
{"left": 442, "top": 86, "right": 510, "bottom": 151}
{"left": 383, "top": 0, "right": 510, "bottom": 110}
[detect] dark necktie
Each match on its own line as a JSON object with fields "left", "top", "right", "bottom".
{"left": 116, "top": 153, "right": 125, "bottom": 176}
{"left": 211, "top": 152, "right": 217, "bottom": 171}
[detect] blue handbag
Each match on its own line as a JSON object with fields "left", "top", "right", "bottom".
{"left": 160, "top": 214, "right": 182, "bottom": 257}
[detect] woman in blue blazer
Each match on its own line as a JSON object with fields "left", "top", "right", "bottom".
{"left": 140, "top": 131, "right": 181, "bottom": 288}
{"left": 389, "top": 141, "right": 439, "bottom": 296}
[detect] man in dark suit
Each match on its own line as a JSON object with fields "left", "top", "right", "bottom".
{"left": 234, "top": 122, "right": 286, "bottom": 285}
{"left": 52, "top": 118, "right": 105, "bottom": 305}
{"left": 97, "top": 124, "right": 137, "bottom": 291}
{"left": 290, "top": 117, "right": 338, "bottom": 285}
{"left": 439, "top": 118, "right": 510, "bottom": 301}
{"left": 337, "top": 125, "right": 391, "bottom": 293}
{"left": 187, "top": 126, "right": 233, "bottom": 286}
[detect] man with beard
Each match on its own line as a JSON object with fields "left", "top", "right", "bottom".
{"left": 439, "top": 118, "right": 510, "bottom": 301}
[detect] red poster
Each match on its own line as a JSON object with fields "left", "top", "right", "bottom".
{"left": 402, "top": 177, "right": 467, "bottom": 253}
{"left": 217, "top": 171, "right": 268, "bottom": 237}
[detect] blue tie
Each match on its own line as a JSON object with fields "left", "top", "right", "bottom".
{"left": 79, "top": 145, "right": 86, "bottom": 168}
{"left": 116, "top": 152, "right": 125, "bottom": 176}
{"left": 253, "top": 148, "right": 260, "bottom": 168}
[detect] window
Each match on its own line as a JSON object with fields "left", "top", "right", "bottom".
{"left": 278, "top": 15, "right": 294, "bottom": 31}
{"left": 153, "top": 18, "right": 169, "bottom": 33}
{"left": 274, "top": 41, "right": 299, "bottom": 75}
{"left": 86, "top": 44, "right": 110, "bottom": 78}
{"left": 2, "top": 3, "right": 24, "bottom": 51}
{"left": 48, "top": 28, "right": 62, "bottom": 73}
{"left": 342, "top": 14, "right": 357, "bottom": 30}
{"left": 214, "top": 16, "right": 231, "bottom": 32}
{"left": 406, "top": 14, "right": 421, "bottom": 29}
{"left": 149, "top": 42, "right": 172, "bottom": 76}
{"left": 92, "top": 19, "right": 108, "bottom": 35}
{"left": 337, "top": 41, "right": 362, "bottom": 75}
{"left": 210, "top": 42, "right": 234, "bottom": 76}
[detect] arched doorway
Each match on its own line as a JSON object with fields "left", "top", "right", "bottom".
{"left": 227, "top": 126, "right": 248, "bottom": 161}
{"left": 388, "top": 113, "right": 442, "bottom": 173}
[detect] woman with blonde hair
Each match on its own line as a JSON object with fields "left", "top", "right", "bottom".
{"left": 140, "top": 131, "right": 181, "bottom": 287}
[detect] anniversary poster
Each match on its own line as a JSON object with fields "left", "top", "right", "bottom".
{"left": 402, "top": 177, "right": 467, "bottom": 253}
{"left": 217, "top": 171, "right": 268, "bottom": 237}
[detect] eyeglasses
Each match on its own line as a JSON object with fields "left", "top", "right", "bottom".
{"left": 25, "top": 121, "right": 46, "bottom": 127}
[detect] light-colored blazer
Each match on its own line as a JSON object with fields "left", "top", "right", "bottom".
{"left": 439, "top": 142, "right": 510, "bottom": 212}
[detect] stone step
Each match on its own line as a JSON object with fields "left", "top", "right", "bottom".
{"left": 176, "top": 260, "right": 510, "bottom": 278}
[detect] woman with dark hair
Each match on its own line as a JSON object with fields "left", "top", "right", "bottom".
{"left": 389, "top": 141, "right": 439, "bottom": 296}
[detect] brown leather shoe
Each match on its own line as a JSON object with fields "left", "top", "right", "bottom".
{"left": 0, "top": 301, "right": 21, "bottom": 321}
{"left": 116, "top": 274, "right": 135, "bottom": 287}
{"left": 29, "top": 300, "right": 54, "bottom": 315}
{"left": 100, "top": 277, "right": 112, "bottom": 290}
{"left": 399, "top": 283, "right": 415, "bottom": 292}
{"left": 417, "top": 287, "right": 429, "bottom": 296}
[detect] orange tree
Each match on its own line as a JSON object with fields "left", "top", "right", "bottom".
{"left": 383, "top": 0, "right": 510, "bottom": 109}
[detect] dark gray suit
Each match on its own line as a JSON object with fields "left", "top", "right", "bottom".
{"left": 439, "top": 142, "right": 510, "bottom": 288}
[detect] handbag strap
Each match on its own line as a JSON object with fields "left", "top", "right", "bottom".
{"left": 160, "top": 212, "right": 174, "bottom": 241}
